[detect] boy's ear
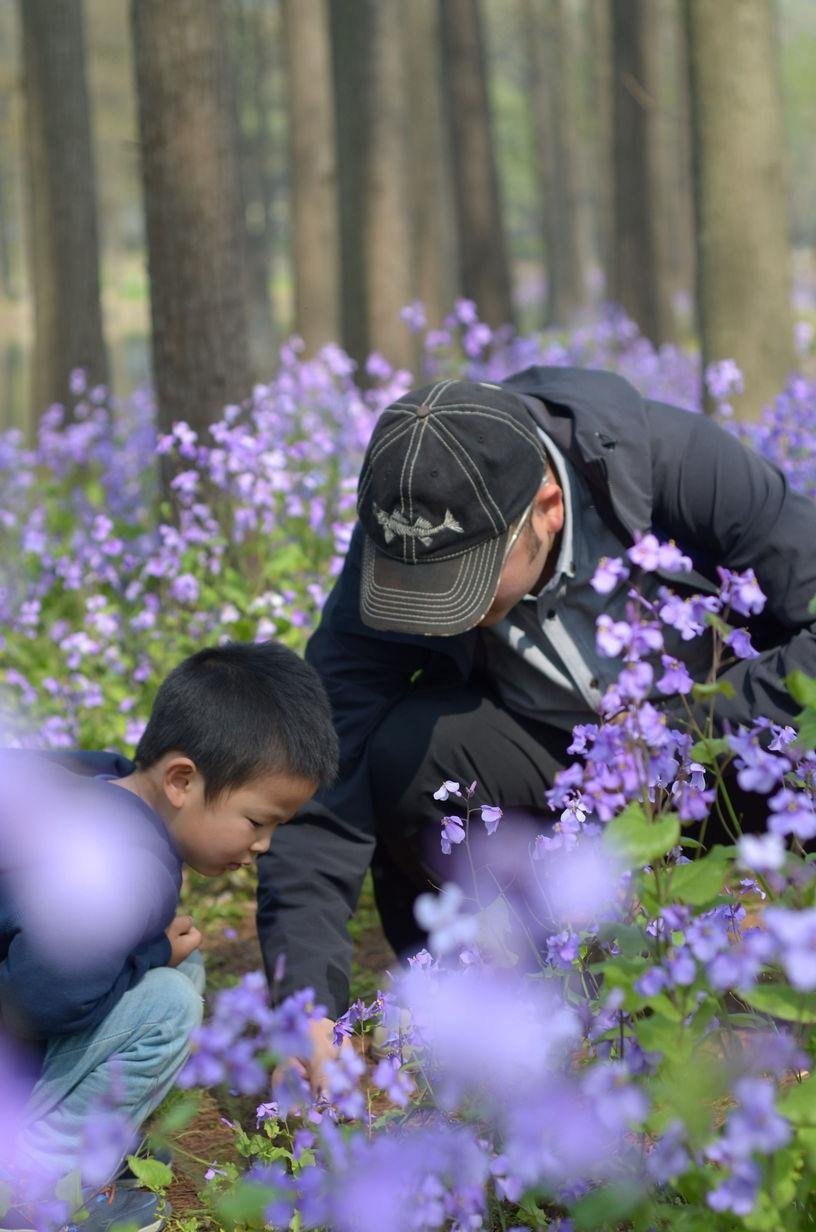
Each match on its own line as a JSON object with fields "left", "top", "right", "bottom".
{"left": 162, "top": 756, "right": 198, "bottom": 808}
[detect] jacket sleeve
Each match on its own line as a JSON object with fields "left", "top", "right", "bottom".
{"left": 0, "top": 921, "right": 171, "bottom": 1040}
{"left": 256, "top": 524, "right": 443, "bottom": 1018}
{"left": 648, "top": 401, "right": 816, "bottom": 728}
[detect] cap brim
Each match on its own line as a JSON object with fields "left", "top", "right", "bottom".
{"left": 359, "top": 531, "right": 509, "bottom": 637}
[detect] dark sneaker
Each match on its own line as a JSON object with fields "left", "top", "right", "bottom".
{"left": 66, "top": 1188, "right": 169, "bottom": 1232}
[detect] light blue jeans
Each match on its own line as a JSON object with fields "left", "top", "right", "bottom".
{"left": 14, "top": 952, "right": 205, "bottom": 1194}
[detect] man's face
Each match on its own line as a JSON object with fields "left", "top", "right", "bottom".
{"left": 477, "top": 479, "right": 564, "bottom": 627}
{"left": 167, "top": 768, "right": 317, "bottom": 876}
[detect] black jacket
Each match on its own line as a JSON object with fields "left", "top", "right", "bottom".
{"left": 257, "top": 366, "right": 816, "bottom": 1016}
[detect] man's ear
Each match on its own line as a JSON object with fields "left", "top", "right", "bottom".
{"left": 532, "top": 480, "right": 564, "bottom": 536}
{"left": 162, "top": 756, "right": 198, "bottom": 808}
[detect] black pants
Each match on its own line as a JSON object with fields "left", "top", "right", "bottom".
{"left": 367, "top": 686, "right": 573, "bottom": 957}
{"left": 366, "top": 685, "right": 769, "bottom": 958}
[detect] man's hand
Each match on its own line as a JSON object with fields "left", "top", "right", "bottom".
{"left": 273, "top": 1015, "right": 351, "bottom": 1100}
{"left": 165, "top": 914, "right": 202, "bottom": 967}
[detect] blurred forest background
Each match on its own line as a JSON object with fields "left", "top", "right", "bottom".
{"left": 0, "top": 0, "right": 815, "bottom": 435}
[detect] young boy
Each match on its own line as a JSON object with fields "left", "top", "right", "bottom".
{"left": 0, "top": 640, "right": 338, "bottom": 1232}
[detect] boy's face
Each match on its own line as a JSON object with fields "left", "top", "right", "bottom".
{"left": 164, "top": 765, "right": 317, "bottom": 876}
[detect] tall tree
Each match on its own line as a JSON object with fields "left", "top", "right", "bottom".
{"left": 363, "top": 0, "right": 415, "bottom": 370}
{"left": 685, "top": 0, "right": 794, "bottom": 417}
{"left": 131, "top": 0, "right": 251, "bottom": 434}
{"left": 18, "top": 0, "right": 108, "bottom": 416}
{"left": 439, "top": 0, "right": 514, "bottom": 329}
{"left": 330, "top": 0, "right": 370, "bottom": 367}
{"left": 331, "top": 0, "right": 415, "bottom": 372}
{"left": 523, "top": 0, "right": 589, "bottom": 327}
{"left": 610, "top": 0, "right": 674, "bottom": 344}
{"left": 655, "top": 0, "right": 694, "bottom": 336}
{"left": 283, "top": 0, "right": 340, "bottom": 354}
{"left": 589, "top": 0, "right": 615, "bottom": 296}
{"left": 405, "top": 0, "right": 458, "bottom": 330}
{"left": 231, "top": 0, "right": 278, "bottom": 371}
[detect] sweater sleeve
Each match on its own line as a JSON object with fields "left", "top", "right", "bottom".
{"left": 256, "top": 524, "right": 446, "bottom": 1016}
{"left": 0, "top": 920, "right": 172, "bottom": 1040}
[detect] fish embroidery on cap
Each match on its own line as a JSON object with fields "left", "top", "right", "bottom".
{"left": 373, "top": 504, "right": 464, "bottom": 547}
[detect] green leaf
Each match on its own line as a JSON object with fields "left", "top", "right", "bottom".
{"left": 604, "top": 802, "right": 680, "bottom": 869}
{"left": 125, "top": 1156, "right": 173, "bottom": 1194}
{"left": 667, "top": 847, "right": 734, "bottom": 906}
{"left": 795, "top": 707, "right": 816, "bottom": 752}
{"left": 689, "top": 737, "right": 731, "bottom": 765}
{"left": 786, "top": 670, "right": 816, "bottom": 709}
{"left": 216, "top": 1182, "right": 282, "bottom": 1229}
{"left": 54, "top": 1169, "right": 84, "bottom": 1216}
{"left": 691, "top": 679, "right": 736, "bottom": 701}
{"left": 0, "top": 1182, "right": 12, "bottom": 1219}
{"left": 571, "top": 1182, "right": 645, "bottom": 1230}
{"left": 151, "top": 1092, "right": 200, "bottom": 1135}
{"left": 779, "top": 1074, "right": 816, "bottom": 1124}
{"left": 741, "top": 983, "right": 816, "bottom": 1023}
{"left": 633, "top": 1012, "right": 681, "bottom": 1054}
{"left": 809, "top": 594, "right": 816, "bottom": 618}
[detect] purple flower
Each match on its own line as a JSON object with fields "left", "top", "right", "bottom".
{"left": 658, "top": 589, "right": 718, "bottom": 640}
{"left": 728, "top": 731, "right": 789, "bottom": 794}
{"left": 666, "top": 945, "right": 697, "bottom": 987}
{"left": 717, "top": 567, "right": 766, "bottom": 617}
{"left": 726, "top": 627, "right": 760, "bottom": 660}
{"left": 767, "top": 788, "right": 816, "bottom": 841}
{"left": 590, "top": 556, "right": 630, "bottom": 594}
{"left": 439, "top": 815, "right": 466, "bottom": 854}
{"left": 169, "top": 572, "right": 200, "bottom": 604}
{"left": 413, "top": 883, "right": 478, "bottom": 956}
{"left": 705, "top": 358, "right": 744, "bottom": 402}
{"left": 706, "top": 1158, "right": 760, "bottom": 1215}
{"left": 627, "top": 532, "right": 663, "bottom": 571}
{"left": 737, "top": 832, "right": 786, "bottom": 872}
{"left": 646, "top": 1121, "right": 691, "bottom": 1183}
{"left": 372, "top": 1057, "right": 415, "bottom": 1108}
{"left": 480, "top": 804, "right": 502, "bottom": 834}
{"left": 433, "top": 780, "right": 461, "bottom": 802}
{"left": 656, "top": 655, "right": 693, "bottom": 695}
{"left": 595, "top": 614, "right": 631, "bottom": 658}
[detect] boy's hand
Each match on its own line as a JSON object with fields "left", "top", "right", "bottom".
{"left": 165, "top": 914, "right": 202, "bottom": 967}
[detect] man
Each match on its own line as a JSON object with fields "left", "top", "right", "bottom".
{"left": 256, "top": 367, "right": 816, "bottom": 1076}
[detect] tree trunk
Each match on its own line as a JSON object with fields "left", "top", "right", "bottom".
{"left": 283, "top": 0, "right": 340, "bottom": 354}
{"left": 610, "top": 0, "right": 673, "bottom": 345}
{"left": 230, "top": 0, "right": 278, "bottom": 372}
{"left": 131, "top": 0, "right": 251, "bottom": 434}
{"left": 330, "top": 0, "right": 371, "bottom": 367}
{"left": 523, "top": 0, "right": 588, "bottom": 327}
{"left": 405, "top": 0, "right": 458, "bottom": 330}
{"left": 589, "top": 0, "right": 614, "bottom": 299}
{"left": 330, "top": 0, "right": 415, "bottom": 373}
{"left": 439, "top": 0, "right": 514, "bottom": 329}
{"left": 655, "top": 0, "right": 694, "bottom": 337}
{"left": 685, "top": 0, "right": 794, "bottom": 418}
{"left": 19, "top": 0, "right": 108, "bottom": 416}
{"left": 363, "top": 0, "right": 415, "bottom": 370}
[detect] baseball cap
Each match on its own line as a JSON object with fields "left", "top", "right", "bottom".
{"left": 357, "top": 378, "right": 547, "bottom": 636}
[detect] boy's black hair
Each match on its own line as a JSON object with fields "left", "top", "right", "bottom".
{"left": 135, "top": 641, "right": 338, "bottom": 799}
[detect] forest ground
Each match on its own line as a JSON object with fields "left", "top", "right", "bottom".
{"left": 159, "top": 874, "right": 395, "bottom": 1220}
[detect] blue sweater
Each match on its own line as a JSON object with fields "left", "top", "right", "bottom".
{"left": 0, "top": 751, "right": 181, "bottom": 1044}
